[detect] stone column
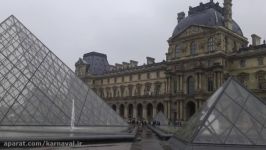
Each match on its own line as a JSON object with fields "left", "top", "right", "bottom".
{"left": 125, "top": 104, "right": 128, "bottom": 119}
{"left": 195, "top": 73, "right": 199, "bottom": 90}
{"left": 143, "top": 104, "right": 147, "bottom": 120}
{"left": 221, "top": 72, "right": 224, "bottom": 85}
{"left": 164, "top": 101, "right": 168, "bottom": 117}
{"left": 133, "top": 104, "right": 137, "bottom": 119}
{"left": 176, "top": 101, "right": 180, "bottom": 120}
{"left": 180, "top": 101, "right": 183, "bottom": 120}
{"left": 180, "top": 75, "right": 183, "bottom": 92}
{"left": 214, "top": 72, "right": 217, "bottom": 90}
{"left": 167, "top": 76, "right": 171, "bottom": 94}
{"left": 153, "top": 103, "right": 156, "bottom": 118}
{"left": 177, "top": 75, "right": 181, "bottom": 91}
{"left": 168, "top": 101, "right": 171, "bottom": 120}
{"left": 117, "top": 104, "right": 120, "bottom": 115}
{"left": 199, "top": 72, "right": 202, "bottom": 89}
{"left": 196, "top": 100, "right": 199, "bottom": 111}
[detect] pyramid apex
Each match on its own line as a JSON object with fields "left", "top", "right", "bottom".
{"left": 171, "top": 76, "right": 266, "bottom": 147}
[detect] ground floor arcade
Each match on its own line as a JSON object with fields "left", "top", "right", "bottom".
{"left": 108, "top": 98, "right": 207, "bottom": 122}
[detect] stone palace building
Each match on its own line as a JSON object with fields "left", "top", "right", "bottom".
{"left": 75, "top": 0, "right": 266, "bottom": 122}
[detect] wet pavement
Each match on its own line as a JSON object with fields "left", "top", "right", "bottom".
{"left": 131, "top": 126, "right": 171, "bottom": 150}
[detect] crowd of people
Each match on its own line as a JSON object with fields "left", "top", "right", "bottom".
{"left": 127, "top": 118, "right": 183, "bottom": 127}
{"left": 127, "top": 119, "right": 161, "bottom": 126}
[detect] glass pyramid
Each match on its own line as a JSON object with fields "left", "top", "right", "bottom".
{"left": 153, "top": 111, "right": 169, "bottom": 126}
{"left": 170, "top": 77, "right": 266, "bottom": 149}
{"left": 0, "top": 15, "right": 127, "bottom": 127}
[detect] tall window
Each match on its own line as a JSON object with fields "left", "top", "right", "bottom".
{"left": 144, "top": 83, "right": 151, "bottom": 95}
{"left": 113, "top": 87, "right": 117, "bottom": 97}
{"left": 190, "top": 41, "right": 196, "bottom": 55}
{"left": 136, "top": 84, "right": 142, "bottom": 96}
{"left": 207, "top": 37, "right": 215, "bottom": 53}
{"left": 147, "top": 72, "right": 150, "bottom": 79}
{"left": 187, "top": 76, "right": 195, "bottom": 96}
{"left": 257, "top": 71, "right": 266, "bottom": 89}
{"left": 207, "top": 77, "right": 214, "bottom": 92}
{"left": 154, "top": 83, "right": 161, "bottom": 96}
{"left": 240, "top": 59, "right": 246, "bottom": 68}
{"left": 138, "top": 74, "right": 141, "bottom": 80}
{"left": 156, "top": 71, "right": 160, "bottom": 78}
{"left": 128, "top": 85, "right": 133, "bottom": 96}
{"left": 174, "top": 79, "right": 177, "bottom": 94}
{"left": 258, "top": 57, "right": 264, "bottom": 66}
{"left": 175, "top": 45, "right": 180, "bottom": 58}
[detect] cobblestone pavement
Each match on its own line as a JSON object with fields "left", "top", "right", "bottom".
{"left": 131, "top": 126, "right": 171, "bottom": 150}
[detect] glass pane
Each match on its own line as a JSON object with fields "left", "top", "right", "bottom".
{"left": 215, "top": 94, "right": 242, "bottom": 123}
{"left": 0, "top": 16, "right": 127, "bottom": 127}
{"left": 225, "top": 127, "right": 252, "bottom": 145}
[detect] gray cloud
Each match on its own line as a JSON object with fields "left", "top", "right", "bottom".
{"left": 0, "top": 0, "right": 265, "bottom": 70}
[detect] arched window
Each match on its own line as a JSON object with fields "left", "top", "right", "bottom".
{"left": 190, "top": 41, "right": 197, "bottom": 55}
{"left": 175, "top": 45, "right": 180, "bottom": 58}
{"left": 187, "top": 76, "right": 195, "bottom": 96}
{"left": 137, "top": 104, "right": 143, "bottom": 120}
{"left": 119, "top": 104, "right": 125, "bottom": 118}
{"left": 112, "top": 105, "right": 117, "bottom": 111}
{"left": 157, "top": 103, "right": 164, "bottom": 113}
{"left": 147, "top": 103, "right": 153, "bottom": 121}
{"left": 128, "top": 104, "right": 133, "bottom": 119}
{"left": 207, "top": 37, "right": 215, "bottom": 52}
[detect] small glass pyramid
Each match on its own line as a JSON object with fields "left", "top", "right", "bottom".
{"left": 170, "top": 77, "right": 266, "bottom": 149}
{"left": 153, "top": 111, "right": 169, "bottom": 126}
{"left": 0, "top": 15, "right": 127, "bottom": 127}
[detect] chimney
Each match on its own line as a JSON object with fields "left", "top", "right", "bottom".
{"left": 251, "top": 34, "right": 261, "bottom": 46}
{"left": 177, "top": 12, "right": 185, "bottom": 23}
{"left": 109, "top": 65, "right": 115, "bottom": 71}
{"left": 130, "top": 60, "right": 138, "bottom": 67}
{"left": 115, "top": 63, "right": 123, "bottom": 69}
{"left": 122, "top": 62, "right": 130, "bottom": 69}
{"left": 224, "top": 0, "right": 233, "bottom": 30}
{"left": 146, "top": 57, "right": 155, "bottom": 65}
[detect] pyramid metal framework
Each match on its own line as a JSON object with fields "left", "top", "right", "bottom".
{"left": 170, "top": 77, "right": 266, "bottom": 149}
{"left": 0, "top": 15, "right": 127, "bottom": 127}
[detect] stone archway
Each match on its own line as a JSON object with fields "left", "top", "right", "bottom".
{"left": 128, "top": 104, "right": 133, "bottom": 119}
{"left": 157, "top": 103, "right": 164, "bottom": 114}
{"left": 112, "top": 104, "right": 116, "bottom": 112}
{"left": 137, "top": 103, "right": 143, "bottom": 120}
{"left": 146, "top": 103, "right": 153, "bottom": 121}
{"left": 119, "top": 104, "right": 125, "bottom": 118}
{"left": 186, "top": 101, "right": 196, "bottom": 120}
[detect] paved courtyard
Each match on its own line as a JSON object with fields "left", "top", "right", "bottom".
{"left": 9, "top": 126, "right": 170, "bottom": 150}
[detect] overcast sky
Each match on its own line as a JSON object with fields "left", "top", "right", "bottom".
{"left": 0, "top": 0, "right": 265, "bottom": 70}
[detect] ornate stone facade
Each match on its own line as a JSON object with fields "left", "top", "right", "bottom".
{"left": 75, "top": 0, "right": 266, "bottom": 122}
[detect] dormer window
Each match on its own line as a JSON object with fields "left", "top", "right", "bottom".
{"left": 207, "top": 37, "right": 215, "bottom": 52}
{"left": 190, "top": 41, "right": 197, "bottom": 55}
